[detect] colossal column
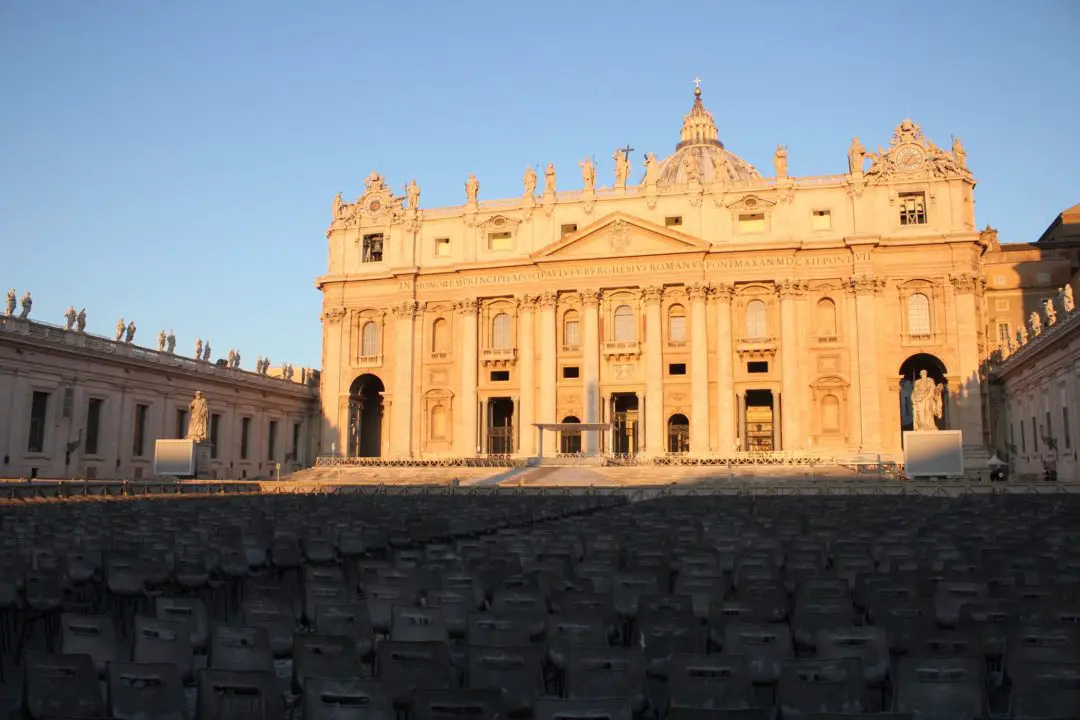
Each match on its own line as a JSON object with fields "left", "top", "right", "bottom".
{"left": 688, "top": 283, "right": 710, "bottom": 454}
{"left": 643, "top": 286, "right": 665, "bottom": 455}
{"left": 455, "top": 298, "right": 479, "bottom": 456}
{"left": 951, "top": 273, "right": 987, "bottom": 458}
{"left": 849, "top": 275, "right": 886, "bottom": 450}
{"left": 538, "top": 292, "right": 558, "bottom": 449}
{"left": 319, "top": 307, "right": 348, "bottom": 455}
{"left": 391, "top": 300, "right": 419, "bottom": 457}
{"left": 517, "top": 295, "right": 537, "bottom": 456}
{"left": 713, "top": 284, "right": 735, "bottom": 452}
{"left": 779, "top": 280, "right": 805, "bottom": 451}
{"left": 582, "top": 289, "right": 602, "bottom": 454}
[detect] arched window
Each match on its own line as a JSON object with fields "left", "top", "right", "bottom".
{"left": 431, "top": 318, "right": 449, "bottom": 353}
{"left": 563, "top": 310, "right": 580, "bottom": 349}
{"left": 816, "top": 298, "right": 837, "bottom": 337}
{"left": 613, "top": 305, "right": 636, "bottom": 342}
{"left": 668, "top": 304, "right": 686, "bottom": 343}
{"left": 821, "top": 394, "right": 841, "bottom": 433}
{"left": 361, "top": 321, "right": 380, "bottom": 357}
{"left": 745, "top": 299, "right": 767, "bottom": 338}
{"left": 491, "top": 312, "right": 512, "bottom": 349}
{"left": 908, "top": 293, "right": 931, "bottom": 336}
{"left": 430, "top": 404, "right": 449, "bottom": 440}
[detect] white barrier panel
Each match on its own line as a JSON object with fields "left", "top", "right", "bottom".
{"left": 904, "top": 430, "right": 964, "bottom": 477}
{"left": 154, "top": 439, "right": 196, "bottom": 477}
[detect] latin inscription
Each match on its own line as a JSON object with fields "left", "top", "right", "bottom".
{"left": 401, "top": 253, "right": 873, "bottom": 291}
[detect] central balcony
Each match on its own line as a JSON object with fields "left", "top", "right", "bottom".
{"left": 735, "top": 336, "right": 777, "bottom": 361}
{"left": 603, "top": 341, "right": 641, "bottom": 360}
{"left": 481, "top": 347, "right": 517, "bottom": 368}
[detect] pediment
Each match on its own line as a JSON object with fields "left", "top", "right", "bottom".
{"left": 724, "top": 194, "right": 776, "bottom": 211}
{"left": 532, "top": 212, "right": 710, "bottom": 261}
{"left": 480, "top": 214, "right": 522, "bottom": 230}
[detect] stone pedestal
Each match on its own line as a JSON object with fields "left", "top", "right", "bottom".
{"left": 904, "top": 430, "right": 964, "bottom": 477}
{"left": 153, "top": 439, "right": 212, "bottom": 478}
{"left": 194, "top": 441, "right": 213, "bottom": 479}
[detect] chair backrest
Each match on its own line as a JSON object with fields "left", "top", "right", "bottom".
{"left": 1006, "top": 624, "right": 1080, "bottom": 680}
{"left": 302, "top": 678, "right": 394, "bottom": 720}
{"left": 667, "top": 653, "right": 755, "bottom": 711}
{"left": 132, "top": 615, "right": 194, "bottom": 683}
{"left": 466, "top": 644, "right": 544, "bottom": 716}
{"left": 565, "top": 646, "right": 648, "bottom": 714}
{"left": 155, "top": 596, "right": 209, "bottom": 652}
{"left": 375, "top": 640, "right": 454, "bottom": 706}
{"left": 391, "top": 605, "right": 449, "bottom": 643}
{"left": 22, "top": 651, "right": 106, "bottom": 720}
{"left": 893, "top": 655, "right": 986, "bottom": 720}
{"left": 293, "top": 632, "right": 363, "bottom": 692}
{"left": 107, "top": 660, "right": 187, "bottom": 720}
{"left": 412, "top": 689, "right": 505, "bottom": 720}
{"left": 723, "top": 622, "right": 794, "bottom": 684}
{"left": 196, "top": 668, "right": 284, "bottom": 720}
{"left": 533, "top": 697, "right": 632, "bottom": 720}
{"left": 60, "top": 612, "right": 117, "bottom": 677}
{"left": 1009, "top": 660, "right": 1080, "bottom": 719}
{"left": 209, "top": 623, "right": 274, "bottom": 673}
{"left": 467, "top": 611, "right": 532, "bottom": 648}
{"left": 778, "top": 657, "right": 867, "bottom": 719}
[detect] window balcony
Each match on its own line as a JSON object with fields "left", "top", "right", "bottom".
{"left": 735, "top": 336, "right": 777, "bottom": 360}
{"left": 481, "top": 347, "right": 517, "bottom": 367}
{"left": 356, "top": 354, "right": 382, "bottom": 368}
{"left": 603, "top": 341, "right": 641, "bottom": 359}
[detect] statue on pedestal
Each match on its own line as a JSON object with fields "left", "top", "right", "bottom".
{"left": 613, "top": 148, "right": 631, "bottom": 186}
{"left": 125, "top": 321, "right": 136, "bottom": 343}
{"left": 195, "top": 338, "right": 203, "bottom": 359}
{"left": 76, "top": 309, "right": 86, "bottom": 333}
{"left": 1064, "top": 285, "right": 1076, "bottom": 313}
{"left": 1030, "top": 311, "right": 1042, "bottom": 337}
{"left": 911, "top": 370, "right": 942, "bottom": 431}
{"left": 579, "top": 158, "right": 596, "bottom": 191}
{"left": 233, "top": 349, "right": 241, "bottom": 368}
{"left": 1044, "top": 297, "right": 1057, "bottom": 326}
{"left": 4, "top": 289, "right": 14, "bottom": 317}
{"left": 256, "top": 355, "right": 263, "bottom": 373}
{"left": 18, "top": 291, "right": 32, "bottom": 319}
{"left": 158, "top": 330, "right": 167, "bottom": 352}
{"left": 952, "top": 137, "right": 967, "bottom": 170}
{"left": 115, "top": 319, "right": 126, "bottom": 342}
{"left": 202, "top": 341, "right": 212, "bottom": 362}
{"left": 523, "top": 166, "right": 537, "bottom": 197}
{"left": 774, "top": 144, "right": 788, "bottom": 178}
{"left": 405, "top": 179, "right": 420, "bottom": 210}
{"left": 544, "top": 163, "right": 556, "bottom": 194}
{"left": 185, "top": 391, "right": 209, "bottom": 443}
{"left": 465, "top": 174, "right": 479, "bottom": 204}
{"left": 643, "top": 152, "right": 659, "bottom": 186}
{"left": 165, "top": 330, "right": 175, "bottom": 353}
{"left": 848, "top": 136, "right": 866, "bottom": 174}
{"left": 64, "top": 306, "right": 77, "bottom": 330}
{"left": 1017, "top": 326, "right": 1027, "bottom": 346}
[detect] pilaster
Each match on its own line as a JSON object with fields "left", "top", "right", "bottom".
{"left": 454, "top": 298, "right": 479, "bottom": 456}
{"left": 581, "top": 289, "right": 602, "bottom": 454}
{"left": 779, "top": 280, "right": 806, "bottom": 451}
{"left": 713, "top": 284, "right": 735, "bottom": 452}
{"left": 643, "top": 285, "right": 665, "bottom": 455}
{"left": 847, "top": 275, "right": 886, "bottom": 450}
{"left": 391, "top": 300, "right": 418, "bottom": 457}
{"left": 688, "top": 283, "right": 710, "bottom": 453}
{"left": 517, "top": 295, "right": 537, "bottom": 455}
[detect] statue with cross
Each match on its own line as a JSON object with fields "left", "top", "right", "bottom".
{"left": 613, "top": 144, "right": 634, "bottom": 186}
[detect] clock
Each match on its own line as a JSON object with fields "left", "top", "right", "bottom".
{"left": 368, "top": 199, "right": 382, "bottom": 212}
{"left": 893, "top": 144, "right": 925, "bottom": 173}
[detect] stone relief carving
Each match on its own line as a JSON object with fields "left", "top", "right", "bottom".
{"left": 608, "top": 219, "right": 630, "bottom": 252}
{"left": 538, "top": 291, "right": 558, "bottom": 309}
{"left": 613, "top": 364, "right": 635, "bottom": 380}
{"left": 712, "top": 283, "right": 734, "bottom": 302}
{"left": 864, "top": 119, "right": 971, "bottom": 184}
{"left": 950, "top": 273, "right": 979, "bottom": 294}
{"left": 321, "top": 308, "right": 347, "bottom": 324}
{"left": 779, "top": 279, "right": 807, "bottom": 299}
{"left": 392, "top": 300, "right": 419, "bottom": 318}
{"left": 453, "top": 298, "right": 480, "bottom": 315}
{"left": 687, "top": 283, "right": 710, "bottom": 302}
{"left": 518, "top": 294, "right": 539, "bottom": 311}
{"left": 580, "top": 289, "right": 603, "bottom": 308}
{"left": 846, "top": 275, "right": 886, "bottom": 295}
{"left": 641, "top": 286, "right": 664, "bottom": 306}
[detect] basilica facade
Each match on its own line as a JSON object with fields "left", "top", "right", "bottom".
{"left": 318, "top": 87, "right": 993, "bottom": 465}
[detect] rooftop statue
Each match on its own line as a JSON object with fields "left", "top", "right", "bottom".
{"left": 774, "top": 144, "right": 788, "bottom": 178}
{"left": 952, "top": 137, "right": 967, "bottom": 170}
{"left": 523, "top": 166, "right": 537, "bottom": 197}
{"left": 643, "top": 152, "right": 659, "bottom": 186}
{"left": 76, "top": 309, "right": 86, "bottom": 333}
{"left": 613, "top": 148, "right": 631, "bottom": 186}
{"left": 64, "top": 306, "right": 77, "bottom": 331}
{"left": 465, "top": 173, "right": 479, "bottom": 204}
{"left": 544, "top": 163, "right": 556, "bottom": 194}
{"left": 579, "top": 158, "right": 596, "bottom": 191}
{"left": 1030, "top": 311, "right": 1042, "bottom": 337}
{"left": 165, "top": 329, "right": 175, "bottom": 353}
{"left": 406, "top": 179, "right": 420, "bottom": 210}
{"left": 115, "top": 319, "right": 125, "bottom": 342}
{"left": 4, "top": 289, "right": 14, "bottom": 317}
{"left": 158, "top": 330, "right": 167, "bottom": 352}
{"left": 848, "top": 136, "right": 866, "bottom": 174}
{"left": 125, "top": 321, "right": 136, "bottom": 343}
{"left": 18, "top": 291, "right": 31, "bottom": 319}
{"left": 1044, "top": 297, "right": 1057, "bottom": 326}
{"left": 1064, "top": 284, "right": 1075, "bottom": 313}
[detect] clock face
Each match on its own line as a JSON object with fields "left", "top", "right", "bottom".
{"left": 368, "top": 199, "right": 381, "bottom": 212}
{"left": 894, "top": 144, "right": 925, "bottom": 172}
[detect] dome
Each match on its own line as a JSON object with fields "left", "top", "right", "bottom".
{"left": 655, "top": 87, "right": 761, "bottom": 185}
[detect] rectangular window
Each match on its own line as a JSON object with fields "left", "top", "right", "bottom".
{"left": 748, "top": 361, "right": 769, "bottom": 374}
{"left": 994, "top": 299, "right": 1009, "bottom": 311}
{"left": 1010, "top": 423, "right": 1015, "bottom": 450}
{"left": 175, "top": 408, "right": 188, "bottom": 439}
{"left": 27, "top": 391, "right": 49, "bottom": 453}
{"left": 1032, "top": 416, "right": 1038, "bottom": 452}
{"left": 668, "top": 363, "right": 687, "bottom": 376}
{"left": 669, "top": 315, "right": 687, "bottom": 343}
{"left": 490, "top": 370, "right": 510, "bottom": 382}
{"left": 997, "top": 322, "right": 1011, "bottom": 343}
{"left": 361, "top": 234, "right": 384, "bottom": 263}
{"left": 560, "top": 223, "right": 578, "bottom": 236}
{"left": 435, "top": 237, "right": 451, "bottom": 257}
{"left": 562, "top": 366, "right": 580, "bottom": 379}
{"left": 563, "top": 320, "right": 581, "bottom": 349}
{"left": 85, "top": 398, "right": 103, "bottom": 456}
{"left": 268, "top": 420, "right": 278, "bottom": 461}
{"left": 1046, "top": 411, "right": 1052, "bottom": 443}
{"left": 811, "top": 210, "right": 832, "bottom": 231}
{"left": 738, "top": 213, "right": 766, "bottom": 233}
{"left": 133, "top": 403, "right": 148, "bottom": 457}
{"left": 241, "top": 417, "right": 251, "bottom": 460}
{"left": 664, "top": 216, "right": 683, "bottom": 227}
{"left": 210, "top": 413, "right": 221, "bottom": 459}
{"left": 1020, "top": 420, "right": 1026, "bottom": 453}
{"left": 62, "top": 387, "right": 74, "bottom": 419}
{"left": 1064, "top": 407, "right": 1072, "bottom": 450}
{"left": 899, "top": 192, "right": 927, "bottom": 225}
{"left": 488, "top": 232, "right": 514, "bottom": 251}
{"left": 292, "top": 422, "right": 301, "bottom": 460}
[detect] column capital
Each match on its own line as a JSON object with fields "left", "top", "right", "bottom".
{"left": 778, "top": 279, "right": 807, "bottom": 300}
{"left": 453, "top": 298, "right": 480, "bottom": 315}
{"left": 321, "top": 307, "right": 347, "bottom": 324}
{"left": 687, "top": 283, "right": 711, "bottom": 302}
{"left": 845, "top": 275, "right": 886, "bottom": 296}
{"left": 538, "top": 291, "right": 558, "bottom": 309}
{"left": 641, "top": 285, "right": 664, "bottom": 306}
{"left": 949, "top": 272, "right": 981, "bottom": 294}
{"left": 391, "top": 300, "right": 419, "bottom": 318}
{"left": 711, "top": 283, "right": 734, "bottom": 303}
{"left": 581, "top": 289, "right": 603, "bottom": 308}
{"left": 518, "top": 294, "right": 539, "bottom": 311}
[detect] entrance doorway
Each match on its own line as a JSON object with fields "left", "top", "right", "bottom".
{"left": 668, "top": 414, "right": 690, "bottom": 454}
{"left": 486, "top": 397, "right": 515, "bottom": 455}
{"left": 348, "top": 374, "right": 384, "bottom": 457}
{"left": 898, "top": 353, "right": 949, "bottom": 436}
{"left": 745, "top": 389, "right": 775, "bottom": 452}
{"left": 611, "top": 393, "right": 640, "bottom": 455}
{"left": 560, "top": 416, "right": 582, "bottom": 454}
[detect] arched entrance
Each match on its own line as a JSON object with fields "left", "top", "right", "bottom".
{"left": 667, "top": 414, "right": 690, "bottom": 454}
{"left": 348, "top": 374, "right": 385, "bottom": 457}
{"left": 898, "top": 354, "right": 948, "bottom": 434}
{"left": 560, "top": 416, "right": 582, "bottom": 455}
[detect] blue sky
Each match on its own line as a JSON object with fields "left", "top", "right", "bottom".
{"left": 1, "top": 1, "right": 1077, "bottom": 370}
